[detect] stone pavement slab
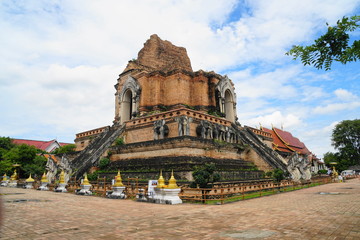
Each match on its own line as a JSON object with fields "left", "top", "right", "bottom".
{"left": 0, "top": 179, "right": 359, "bottom": 240}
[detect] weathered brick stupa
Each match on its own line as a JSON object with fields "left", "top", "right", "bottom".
{"left": 54, "top": 34, "right": 303, "bottom": 182}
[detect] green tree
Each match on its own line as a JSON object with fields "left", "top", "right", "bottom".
{"left": 286, "top": 15, "right": 360, "bottom": 70}
{"left": 0, "top": 159, "right": 14, "bottom": 176}
{"left": 0, "top": 140, "right": 48, "bottom": 178}
{"left": 323, "top": 151, "right": 340, "bottom": 166}
{"left": 53, "top": 144, "right": 76, "bottom": 154}
{"left": 272, "top": 168, "right": 285, "bottom": 182}
{"left": 22, "top": 155, "right": 47, "bottom": 177}
{"left": 332, "top": 119, "right": 360, "bottom": 167}
{"left": 4, "top": 144, "right": 37, "bottom": 166}
{"left": 191, "top": 163, "right": 220, "bottom": 188}
{"left": 0, "top": 137, "right": 14, "bottom": 151}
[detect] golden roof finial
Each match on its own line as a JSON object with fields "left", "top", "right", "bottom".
{"left": 82, "top": 173, "right": 90, "bottom": 185}
{"left": 113, "top": 170, "right": 124, "bottom": 187}
{"left": 59, "top": 170, "right": 65, "bottom": 184}
{"left": 25, "top": 173, "right": 35, "bottom": 182}
{"left": 157, "top": 169, "right": 166, "bottom": 188}
{"left": 167, "top": 170, "right": 179, "bottom": 189}
{"left": 259, "top": 123, "right": 262, "bottom": 130}
{"left": 41, "top": 172, "right": 48, "bottom": 183}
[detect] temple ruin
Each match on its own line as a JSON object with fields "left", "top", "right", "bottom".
{"left": 50, "top": 34, "right": 315, "bottom": 182}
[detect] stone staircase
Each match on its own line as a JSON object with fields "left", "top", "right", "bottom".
{"left": 71, "top": 124, "right": 126, "bottom": 179}
{"left": 232, "top": 124, "right": 288, "bottom": 171}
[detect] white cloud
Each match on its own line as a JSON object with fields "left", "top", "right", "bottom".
{"left": 334, "top": 88, "right": 358, "bottom": 101}
{"left": 298, "top": 121, "right": 339, "bottom": 157}
{"left": 232, "top": 66, "right": 301, "bottom": 99}
{"left": 244, "top": 110, "right": 303, "bottom": 129}
{"left": 313, "top": 102, "right": 360, "bottom": 115}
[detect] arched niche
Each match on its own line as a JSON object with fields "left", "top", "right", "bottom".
{"left": 215, "top": 76, "right": 237, "bottom": 123}
{"left": 224, "top": 90, "right": 235, "bottom": 122}
{"left": 118, "top": 76, "right": 141, "bottom": 124}
{"left": 120, "top": 89, "right": 133, "bottom": 122}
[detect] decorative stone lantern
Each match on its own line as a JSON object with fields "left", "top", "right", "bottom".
{"left": 77, "top": 173, "right": 92, "bottom": 195}
{"left": 109, "top": 170, "right": 126, "bottom": 199}
{"left": 54, "top": 170, "right": 67, "bottom": 192}
{"left": 38, "top": 172, "right": 49, "bottom": 191}
{"left": 25, "top": 174, "right": 35, "bottom": 189}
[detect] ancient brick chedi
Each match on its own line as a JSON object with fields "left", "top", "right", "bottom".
{"left": 67, "top": 35, "right": 306, "bottom": 181}
{"left": 114, "top": 34, "right": 237, "bottom": 125}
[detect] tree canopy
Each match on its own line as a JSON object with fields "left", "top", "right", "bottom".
{"left": 52, "top": 144, "right": 76, "bottom": 154}
{"left": 286, "top": 15, "right": 360, "bottom": 70}
{"left": 191, "top": 163, "right": 220, "bottom": 188}
{"left": 324, "top": 119, "right": 360, "bottom": 171}
{"left": 0, "top": 136, "right": 47, "bottom": 178}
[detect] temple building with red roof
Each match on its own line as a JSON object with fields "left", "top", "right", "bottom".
{"left": 259, "top": 126, "right": 325, "bottom": 173}
{"left": 11, "top": 139, "right": 70, "bottom": 153}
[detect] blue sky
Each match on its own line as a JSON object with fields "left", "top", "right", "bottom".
{"left": 0, "top": 0, "right": 359, "bottom": 158}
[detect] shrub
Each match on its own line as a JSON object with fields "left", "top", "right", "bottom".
{"left": 191, "top": 163, "right": 220, "bottom": 188}
{"left": 87, "top": 172, "right": 98, "bottom": 181}
{"left": 273, "top": 168, "right": 285, "bottom": 182}
{"left": 114, "top": 137, "right": 124, "bottom": 146}
{"left": 318, "top": 169, "right": 327, "bottom": 174}
{"left": 99, "top": 158, "right": 110, "bottom": 170}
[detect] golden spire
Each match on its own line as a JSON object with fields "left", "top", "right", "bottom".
{"left": 82, "top": 173, "right": 90, "bottom": 185}
{"left": 2, "top": 173, "right": 7, "bottom": 181}
{"left": 113, "top": 170, "right": 124, "bottom": 187}
{"left": 167, "top": 170, "right": 178, "bottom": 189}
{"left": 25, "top": 174, "right": 35, "bottom": 182}
{"left": 157, "top": 170, "right": 166, "bottom": 188}
{"left": 41, "top": 172, "right": 48, "bottom": 183}
{"left": 259, "top": 123, "right": 263, "bottom": 130}
{"left": 59, "top": 170, "right": 65, "bottom": 184}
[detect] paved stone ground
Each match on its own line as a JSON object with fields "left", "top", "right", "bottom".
{"left": 0, "top": 179, "right": 359, "bottom": 240}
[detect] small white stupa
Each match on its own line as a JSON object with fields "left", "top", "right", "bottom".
{"left": 76, "top": 173, "right": 92, "bottom": 195}
{"left": 153, "top": 170, "right": 182, "bottom": 205}
{"left": 25, "top": 174, "right": 35, "bottom": 189}
{"left": 54, "top": 170, "right": 67, "bottom": 192}
{"left": 108, "top": 170, "right": 126, "bottom": 199}
{"left": 1, "top": 173, "right": 9, "bottom": 187}
{"left": 38, "top": 172, "right": 49, "bottom": 191}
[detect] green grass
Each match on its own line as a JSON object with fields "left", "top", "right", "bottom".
{"left": 182, "top": 181, "right": 327, "bottom": 205}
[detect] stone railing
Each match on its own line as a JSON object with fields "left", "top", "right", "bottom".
{"left": 75, "top": 126, "right": 110, "bottom": 139}
{"left": 125, "top": 108, "right": 232, "bottom": 128}
{"left": 246, "top": 126, "right": 272, "bottom": 139}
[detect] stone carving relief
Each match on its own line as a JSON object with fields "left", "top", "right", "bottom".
{"left": 46, "top": 157, "right": 58, "bottom": 182}
{"left": 196, "top": 120, "right": 213, "bottom": 139}
{"left": 287, "top": 152, "right": 312, "bottom": 182}
{"left": 59, "top": 155, "right": 72, "bottom": 183}
{"left": 196, "top": 120, "right": 240, "bottom": 144}
{"left": 154, "top": 120, "right": 169, "bottom": 140}
{"left": 175, "top": 116, "right": 192, "bottom": 136}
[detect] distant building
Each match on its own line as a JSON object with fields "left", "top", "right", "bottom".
{"left": 12, "top": 139, "right": 70, "bottom": 153}
{"left": 260, "top": 126, "right": 326, "bottom": 173}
